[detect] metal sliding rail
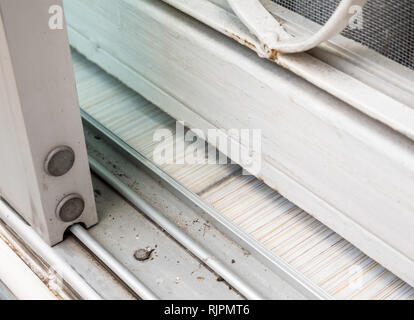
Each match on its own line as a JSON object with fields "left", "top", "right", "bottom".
{"left": 88, "top": 157, "right": 265, "bottom": 300}
{"left": 0, "top": 199, "right": 102, "bottom": 300}
{"left": 69, "top": 225, "right": 159, "bottom": 300}
{"left": 81, "top": 110, "right": 331, "bottom": 300}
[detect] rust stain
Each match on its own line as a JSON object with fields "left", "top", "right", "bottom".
{"left": 221, "top": 29, "right": 286, "bottom": 67}
{"left": 0, "top": 232, "right": 64, "bottom": 300}
{"left": 241, "top": 38, "right": 257, "bottom": 50}
{"left": 0, "top": 233, "right": 26, "bottom": 261}
{"left": 267, "top": 49, "right": 279, "bottom": 63}
{"left": 223, "top": 29, "right": 257, "bottom": 51}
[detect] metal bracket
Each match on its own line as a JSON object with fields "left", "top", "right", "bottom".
{"left": 0, "top": 0, "right": 98, "bottom": 245}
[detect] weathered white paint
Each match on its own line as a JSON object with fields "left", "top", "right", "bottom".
{"left": 211, "top": 0, "right": 414, "bottom": 106}
{"left": 0, "top": 236, "right": 57, "bottom": 300}
{"left": 162, "top": 0, "right": 414, "bottom": 142}
{"left": 0, "top": 0, "right": 98, "bottom": 245}
{"left": 64, "top": 0, "right": 414, "bottom": 287}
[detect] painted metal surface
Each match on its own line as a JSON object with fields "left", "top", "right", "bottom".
{"left": 202, "top": 175, "right": 414, "bottom": 299}
{"left": 0, "top": 0, "right": 97, "bottom": 245}
{"left": 89, "top": 157, "right": 264, "bottom": 300}
{"left": 78, "top": 172, "right": 246, "bottom": 300}
{"left": 1, "top": 168, "right": 246, "bottom": 300}
{"left": 82, "top": 111, "right": 329, "bottom": 300}
{"left": 250, "top": 0, "right": 414, "bottom": 106}
{"left": 71, "top": 51, "right": 414, "bottom": 299}
{"left": 160, "top": 0, "right": 414, "bottom": 141}
{"left": 65, "top": 0, "right": 414, "bottom": 287}
{"left": 83, "top": 130, "right": 306, "bottom": 300}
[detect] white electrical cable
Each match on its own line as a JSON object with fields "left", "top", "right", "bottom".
{"left": 227, "top": 0, "right": 368, "bottom": 55}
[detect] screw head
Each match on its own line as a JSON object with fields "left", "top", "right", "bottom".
{"left": 44, "top": 146, "right": 75, "bottom": 177}
{"left": 56, "top": 194, "right": 85, "bottom": 222}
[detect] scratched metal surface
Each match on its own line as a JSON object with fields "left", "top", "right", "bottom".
{"left": 72, "top": 50, "right": 414, "bottom": 300}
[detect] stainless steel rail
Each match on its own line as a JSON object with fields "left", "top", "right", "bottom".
{"left": 70, "top": 224, "right": 159, "bottom": 300}
{"left": 88, "top": 156, "right": 265, "bottom": 300}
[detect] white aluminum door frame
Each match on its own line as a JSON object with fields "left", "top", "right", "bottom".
{"left": 0, "top": 0, "right": 97, "bottom": 245}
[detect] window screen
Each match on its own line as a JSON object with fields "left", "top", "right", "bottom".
{"left": 274, "top": 0, "right": 414, "bottom": 70}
